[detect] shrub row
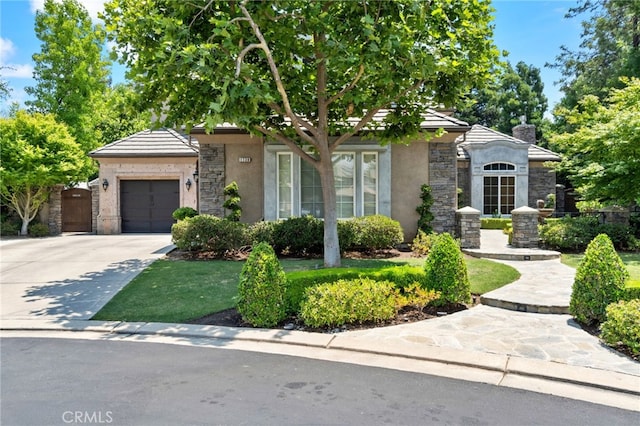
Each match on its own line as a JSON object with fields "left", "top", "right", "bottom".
{"left": 172, "top": 214, "right": 404, "bottom": 256}
{"left": 480, "top": 218, "right": 511, "bottom": 230}
{"left": 539, "top": 215, "right": 640, "bottom": 252}
{"left": 237, "top": 233, "right": 470, "bottom": 328}
{"left": 601, "top": 299, "right": 640, "bottom": 356}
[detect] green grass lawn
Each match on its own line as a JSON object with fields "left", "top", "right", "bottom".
{"left": 93, "top": 256, "right": 520, "bottom": 324}
{"left": 561, "top": 252, "right": 640, "bottom": 284}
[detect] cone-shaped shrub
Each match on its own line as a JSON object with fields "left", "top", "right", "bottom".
{"left": 424, "top": 233, "right": 471, "bottom": 305}
{"left": 237, "top": 242, "right": 287, "bottom": 327}
{"left": 570, "top": 233, "right": 629, "bottom": 325}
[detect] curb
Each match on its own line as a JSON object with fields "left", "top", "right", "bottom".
{"left": 2, "top": 319, "right": 639, "bottom": 398}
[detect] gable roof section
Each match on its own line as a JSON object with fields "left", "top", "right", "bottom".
{"left": 89, "top": 128, "right": 199, "bottom": 158}
{"left": 456, "top": 125, "right": 560, "bottom": 162}
{"left": 191, "top": 108, "right": 470, "bottom": 134}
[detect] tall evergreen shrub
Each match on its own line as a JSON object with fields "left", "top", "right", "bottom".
{"left": 416, "top": 184, "right": 435, "bottom": 234}
{"left": 423, "top": 233, "right": 471, "bottom": 305}
{"left": 237, "top": 242, "right": 287, "bottom": 327}
{"left": 570, "top": 234, "right": 629, "bottom": 325}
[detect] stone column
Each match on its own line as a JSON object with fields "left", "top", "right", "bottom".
{"left": 429, "top": 142, "right": 457, "bottom": 234}
{"left": 90, "top": 181, "right": 99, "bottom": 234}
{"left": 47, "top": 185, "right": 64, "bottom": 235}
{"left": 511, "top": 206, "right": 539, "bottom": 248}
{"left": 198, "top": 143, "right": 226, "bottom": 217}
{"left": 455, "top": 206, "right": 480, "bottom": 249}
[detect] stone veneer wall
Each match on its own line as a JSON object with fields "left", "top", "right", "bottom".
{"left": 429, "top": 142, "right": 457, "bottom": 234}
{"left": 456, "top": 163, "right": 470, "bottom": 208}
{"left": 90, "top": 182, "right": 99, "bottom": 233}
{"left": 47, "top": 185, "right": 64, "bottom": 235}
{"left": 528, "top": 163, "right": 556, "bottom": 208}
{"left": 199, "top": 143, "right": 226, "bottom": 217}
{"left": 455, "top": 206, "right": 480, "bottom": 248}
{"left": 511, "top": 206, "right": 539, "bottom": 248}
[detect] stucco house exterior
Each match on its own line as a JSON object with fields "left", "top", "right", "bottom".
{"left": 190, "top": 109, "right": 470, "bottom": 241}
{"left": 456, "top": 123, "right": 561, "bottom": 216}
{"left": 86, "top": 111, "right": 561, "bottom": 240}
{"left": 89, "top": 128, "right": 199, "bottom": 234}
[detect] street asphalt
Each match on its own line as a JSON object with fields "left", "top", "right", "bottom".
{"left": 1, "top": 231, "right": 639, "bottom": 412}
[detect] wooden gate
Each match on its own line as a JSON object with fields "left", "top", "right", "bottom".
{"left": 62, "top": 188, "right": 92, "bottom": 232}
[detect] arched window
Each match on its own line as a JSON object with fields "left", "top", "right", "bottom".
{"left": 483, "top": 162, "right": 515, "bottom": 171}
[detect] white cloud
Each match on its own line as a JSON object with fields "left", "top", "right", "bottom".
{"left": 30, "top": 0, "right": 108, "bottom": 21}
{"left": 2, "top": 64, "right": 34, "bottom": 78}
{"left": 0, "top": 37, "right": 16, "bottom": 64}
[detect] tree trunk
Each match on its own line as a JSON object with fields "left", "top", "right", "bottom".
{"left": 317, "top": 152, "right": 341, "bottom": 268}
{"left": 20, "top": 218, "right": 30, "bottom": 236}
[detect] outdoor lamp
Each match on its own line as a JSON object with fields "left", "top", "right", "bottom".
{"left": 102, "top": 179, "right": 109, "bottom": 191}
{"left": 185, "top": 178, "right": 192, "bottom": 191}
{"left": 192, "top": 169, "right": 199, "bottom": 182}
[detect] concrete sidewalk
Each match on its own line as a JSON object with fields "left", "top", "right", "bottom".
{"left": 1, "top": 231, "right": 639, "bottom": 411}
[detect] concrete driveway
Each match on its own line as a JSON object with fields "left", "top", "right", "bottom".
{"left": 0, "top": 234, "right": 174, "bottom": 321}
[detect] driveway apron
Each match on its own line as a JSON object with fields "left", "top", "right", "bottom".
{"left": 0, "top": 234, "right": 173, "bottom": 321}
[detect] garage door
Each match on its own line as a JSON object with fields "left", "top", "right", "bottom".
{"left": 120, "top": 180, "right": 179, "bottom": 233}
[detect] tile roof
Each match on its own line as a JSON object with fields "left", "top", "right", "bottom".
{"left": 191, "top": 108, "right": 470, "bottom": 134}
{"left": 89, "top": 128, "right": 199, "bottom": 158}
{"left": 456, "top": 125, "right": 560, "bottom": 161}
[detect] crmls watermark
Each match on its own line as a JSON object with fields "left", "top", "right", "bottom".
{"left": 62, "top": 411, "right": 113, "bottom": 424}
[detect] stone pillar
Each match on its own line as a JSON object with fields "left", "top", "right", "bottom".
{"left": 90, "top": 181, "right": 100, "bottom": 234}
{"left": 47, "top": 185, "right": 64, "bottom": 235}
{"left": 456, "top": 206, "right": 481, "bottom": 249}
{"left": 511, "top": 206, "right": 539, "bottom": 248}
{"left": 429, "top": 142, "right": 457, "bottom": 234}
{"left": 198, "top": 143, "right": 226, "bottom": 217}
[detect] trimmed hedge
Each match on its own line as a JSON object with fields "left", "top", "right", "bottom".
{"left": 601, "top": 299, "right": 640, "bottom": 356}
{"left": 300, "top": 278, "right": 397, "bottom": 327}
{"left": 569, "top": 234, "right": 629, "bottom": 325}
{"left": 351, "top": 215, "right": 404, "bottom": 250}
{"left": 481, "top": 218, "right": 511, "bottom": 230}
{"left": 424, "top": 233, "right": 471, "bottom": 305}
{"left": 539, "top": 215, "right": 638, "bottom": 252}
{"left": 171, "top": 214, "right": 248, "bottom": 254}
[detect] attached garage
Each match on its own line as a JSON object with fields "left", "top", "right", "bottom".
{"left": 90, "top": 129, "right": 199, "bottom": 234}
{"left": 120, "top": 180, "right": 179, "bottom": 233}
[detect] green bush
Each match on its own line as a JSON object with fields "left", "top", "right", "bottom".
{"left": 247, "top": 221, "right": 276, "bottom": 246}
{"left": 171, "top": 214, "right": 247, "bottom": 255}
{"left": 352, "top": 215, "right": 404, "bottom": 250}
{"left": 625, "top": 280, "right": 640, "bottom": 300}
{"left": 600, "top": 299, "right": 640, "bottom": 356}
{"left": 416, "top": 184, "right": 435, "bottom": 234}
{"left": 337, "top": 219, "right": 358, "bottom": 253}
{"left": 481, "top": 218, "right": 512, "bottom": 230}
{"left": 223, "top": 181, "right": 242, "bottom": 222}
{"left": 394, "top": 283, "right": 441, "bottom": 311}
{"left": 172, "top": 206, "right": 198, "bottom": 221}
{"left": 285, "top": 265, "right": 426, "bottom": 314}
{"left": 424, "top": 233, "right": 471, "bottom": 305}
{"left": 569, "top": 234, "right": 629, "bottom": 325}
{"left": 300, "top": 278, "right": 396, "bottom": 327}
{"left": 28, "top": 222, "right": 49, "bottom": 237}
{"left": 411, "top": 230, "right": 436, "bottom": 256}
{"left": 539, "top": 215, "right": 637, "bottom": 251}
{"left": 237, "top": 242, "right": 287, "bottom": 327}
{"left": 1, "top": 218, "right": 20, "bottom": 236}
{"left": 273, "top": 215, "right": 323, "bottom": 256}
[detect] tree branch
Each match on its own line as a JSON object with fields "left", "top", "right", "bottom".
{"left": 235, "top": 43, "right": 265, "bottom": 77}
{"left": 326, "top": 63, "right": 365, "bottom": 106}
{"left": 237, "top": 1, "right": 318, "bottom": 140}
{"left": 252, "top": 124, "right": 319, "bottom": 166}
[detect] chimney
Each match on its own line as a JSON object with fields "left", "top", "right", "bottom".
{"left": 512, "top": 115, "right": 536, "bottom": 144}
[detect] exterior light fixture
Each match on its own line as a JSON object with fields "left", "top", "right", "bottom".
{"left": 102, "top": 179, "right": 109, "bottom": 191}
{"left": 185, "top": 178, "right": 192, "bottom": 191}
{"left": 192, "top": 169, "right": 199, "bottom": 182}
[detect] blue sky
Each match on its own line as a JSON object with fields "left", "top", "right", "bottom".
{"left": 1, "top": 0, "right": 584, "bottom": 115}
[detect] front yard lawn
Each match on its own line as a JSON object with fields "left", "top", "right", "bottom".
{"left": 562, "top": 252, "right": 640, "bottom": 283}
{"left": 93, "top": 256, "right": 519, "bottom": 324}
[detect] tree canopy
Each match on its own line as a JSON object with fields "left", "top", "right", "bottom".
{"left": 0, "top": 111, "right": 91, "bottom": 235}
{"left": 550, "top": 78, "right": 640, "bottom": 205}
{"left": 25, "top": 0, "right": 111, "bottom": 153}
{"left": 103, "top": 0, "right": 498, "bottom": 266}
{"left": 456, "top": 60, "right": 548, "bottom": 141}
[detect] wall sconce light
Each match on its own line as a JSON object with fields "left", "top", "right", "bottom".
{"left": 192, "top": 169, "right": 199, "bottom": 182}
{"left": 102, "top": 178, "right": 109, "bottom": 191}
{"left": 238, "top": 156, "right": 252, "bottom": 163}
{"left": 185, "top": 178, "right": 192, "bottom": 191}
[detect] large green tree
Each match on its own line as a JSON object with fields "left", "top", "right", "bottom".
{"left": 25, "top": 0, "right": 111, "bottom": 153}
{"left": 103, "top": 0, "right": 498, "bottom": 267}
{"left": 94, "top": 83, "right": 152, "bottom": 145}
{"left": 550, "top": 78, "right": 640, "bottom": 205}
{"left": 549, "top": 0, "right": 640, "bottom": 111}
{"left": 0, "top": 111, "right": 91, "bottom": 235}
{"left": 457, "top": 60, "right": 548, "bottom": 141}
